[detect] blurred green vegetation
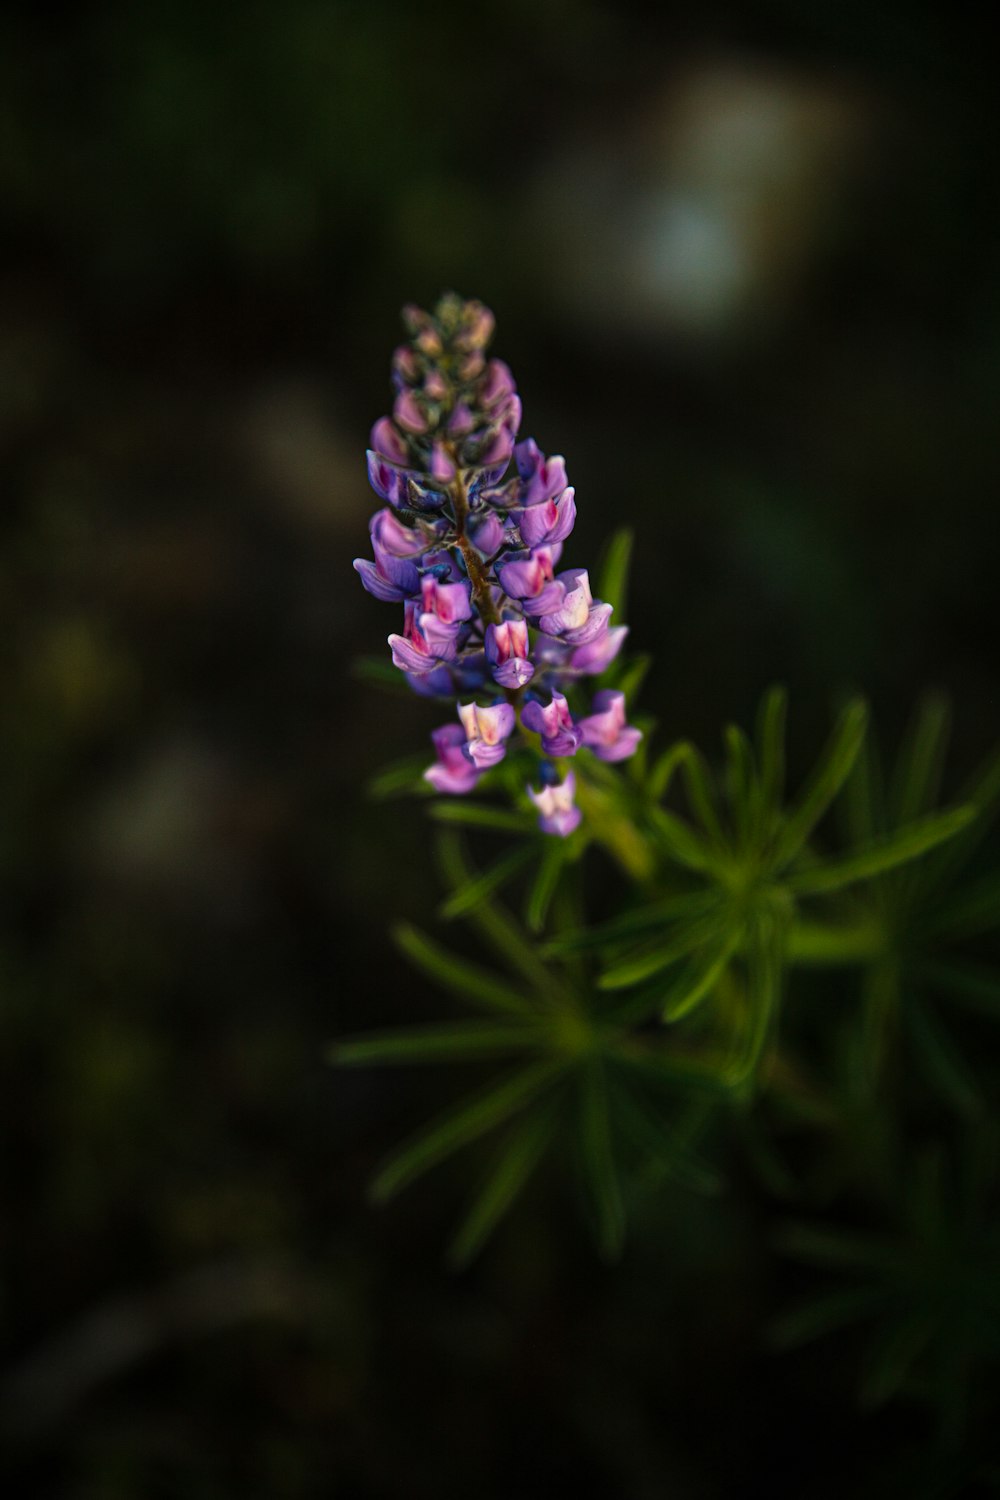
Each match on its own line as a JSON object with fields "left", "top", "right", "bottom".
{"left": 2, "top": 1, "right": 999, "bottom": 1495}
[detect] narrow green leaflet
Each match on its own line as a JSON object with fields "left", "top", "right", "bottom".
{"left": 768, "top": 1287, "right": 890, "bottom": 1351}
{"left": 860, "top": 1314, "right": 935, "bottom": 1408}
{"left": 596, "top": 527, "right": 633, "bottom": 616}
{"left": 578, "top": 1058, "right": 626, "bottom": 1259}
{"left": 367, "top": 754, "right": 432, "bottom": 799}
{"left": 661, "top": 928, "right": 742, "bottom": 1022}
{"left": 724, "top": 723, "right": 758, "bottom": 846}
{"left": 428, "top": 801, "right": 532, "bottom": 832}
{"left": 756, "top": 684, "right": 787, "bottom": 820}
{"left": 888, "top": 694, "right": 951, "bottom": 826}
{"left": 773, "top": 1224, "right": 904, "bottom": 1273}
{"left": 436, "top": 832, "right": 558, "bottom": 998}
{"left": 331, "top": 1021, "right": 537, "bottom": 1067}
{"left": 369, "top": 1058, "right": 564, "bottom": 1204}
{"left": 786, "top": 805, "right": 976, "bottom": 895}
{"left": 771, "top": 699, "right": 868, "bottom": 869}
{"left": 392, "top": 923, "right": 533, "bottom": 1016}
{"left": 439, "top": 843, "right": 536, "bottom": 920}
{"left": 598, "top": 910, "right": 729, "bottom": 991}
{"left": 524, "top": 841, "right": 567, "bottom": 934}
{"left": 448, "top": 1107, "right": 556, "bottom": 1267}
{"left": 543, "top": 890, "right": 717, "bottom": 957}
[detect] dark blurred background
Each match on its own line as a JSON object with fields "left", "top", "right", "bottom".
{"left": 2, "top": 2, "right": 998, "bottom": 1495}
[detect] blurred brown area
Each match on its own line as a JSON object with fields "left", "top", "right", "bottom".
{"left": 1, "top": 2, "right": 998, "bottom": 1495}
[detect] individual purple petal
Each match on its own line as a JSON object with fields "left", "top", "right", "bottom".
{"left": 514, "top": 440, "right": 569, "bottom": 505}
{"left": 353, "top": 547, "right": 420, "bottom": 602}
{"left": 578, "top": 689, "right": 643, "bottom": 762}
{"left": 367, "top": 451, "right": 412, "bottom": 508}
{"left": 484, "top": 620, "right": 534, "bottom": 688}
{"left": 421, "top": 574, "right": 473, "bottom": 625}
{"left": 424, "top": 369, "right": 448, "bottom": 401}
{"left": 495, "top": 545, "right": 563, "bottom": 604}
{"left": 518, "top": 486, "right": 577, "bottom": 547}
{"left": 370, "top": 416, "right": 410, "bottom": 466}
{"left": 538, "top": 569, "right": 613, "bottom": 645}
{"left": 388, "top": 602, "right": 462, "bottom": 674}
{"left": 392, "top": 345, "right": 420, "bottom": 384}
{"left": 480, "top": 359, "right": 516, "bottom": 408}
{"left": 569, "top": 625, "right": 629, "bottom": 675}
{"left": 476, "top": 425, "right": 516, "bottom": 468}
{"left": 521, "top": 690, "right": 582, "bottom": 757}
{"left": 528, "top": 770, "right": 582, "bottom": 837}
{"left": 458, "top": 700, "right": 516, "bottom": 769}
{"left": 467, "top": 509, "right": 506, "bottom": 559}
{"left": 394, "top": 389, "right": 429, "bottom": 435}
{"left": 370, "top": 508, "right": 432, "bottom": 558}
{"left": 448, "top": 403, "right": 474, "bottom": 436}
{"left": 424, "top": 723, "right": 481, "bottom": 794}
{"left": 430, "top": 441, "right": 456, "bottom": 483}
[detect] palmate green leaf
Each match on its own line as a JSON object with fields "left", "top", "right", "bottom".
{"left": 596, "top": 527, "right": 634, "bottom": 617}
{"left": 438, "top": 844, "right": 536, "bottom": 920}
{"left": 369, "top": 1058, "right": 565, "bottom": 1204}
{"left": 436, "top": 832, "right": 558, "bottom": 1000}
{"left": 756, "top": 684, "right": 787, "bottom": 819}
{"left": 661, "top": 928, "right": 742, "bottom": 1022}
{"left": 448, "top": 1105, "right": 556, "bottom": 1268}
{"left": 904, "top": 992, "right": 983, "bottom": 1117}
{"left": 786, "top": 804, "right": 976, "bottom": 895}
{"left": 330, "top": 1021, "right": 537, "bottom": 1068}
{"left": 771, "top": 698, "right": 868, "bottom": 869}
{"left": 392, "top": 923, "right": 533, "bottom": 1017}
{"left": 648, "top": 807, "right": 717, "bottom": 874}
{"left": 578, "top": 1057, "right": 626, "bottom": 1259}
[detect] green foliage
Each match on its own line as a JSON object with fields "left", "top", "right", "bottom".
{"left": 342, "top": 540, "right": 999, "bottom": 1444}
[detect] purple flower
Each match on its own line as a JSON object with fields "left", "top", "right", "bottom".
{"left": 370, "top": 416, "right": 411, "bottom": 466}
{"left": 578, "top": 690, "right": 643, "bottom": 762}
{"left": 366, "top": 452, "right": 412, "bottom": 509}
{"left": 458, "top": 701, "right": 516, "bottom": 769}
{"left": 480, "top": 359, "right": 516, "bottom": 408}
{"left": 518, "top": 485, "right": 577, "bottom": 548}
{"left": 485, "top": 619, "right": 534, "bottom": 688}
{"left": 424, "top": 724, "right": 482, "bottom": 794}
{"left": 421, "top": 574, "right": 473, "bottom": 626}
{"left": 528, "top": 770, "right": 582, "bottom": 837}
{"left": 521, "top": 690, "right": 582, "bottom": 757}
{"left": 388, "top": 601, "right": 463, "bottom": 675}
{"left": 466, "top": 509, "right": 506, "bottom": 559}
{"left": 538, "top": 569, "right": 613, "bottom": 645}
{"left": 394, "top": 389, "right": 429, "bottom": 435}
{"left": 514, "top": 439, "right": 569, "bottom": 505}
{"left": 569, "top": 625, "right": 629, "bottom": 675}
{"left": 496, "top": 546, "right": 565, "bottom": 614}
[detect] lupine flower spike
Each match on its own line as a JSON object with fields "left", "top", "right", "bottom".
{"left": 354, "top": 293, "right": 642, "bottom": 834}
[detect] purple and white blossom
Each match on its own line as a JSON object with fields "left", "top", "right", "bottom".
{"left": 578, "top": 690, "right": 643, "bottom": 762}
{"left": 528, "top": 770, "right": 582, "bottom": 838}
{"left": 522, "top": 691, "right": 582, "bottom": 758}
{"left": 356, "top": 293, "right": 641, "bottom": 835}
